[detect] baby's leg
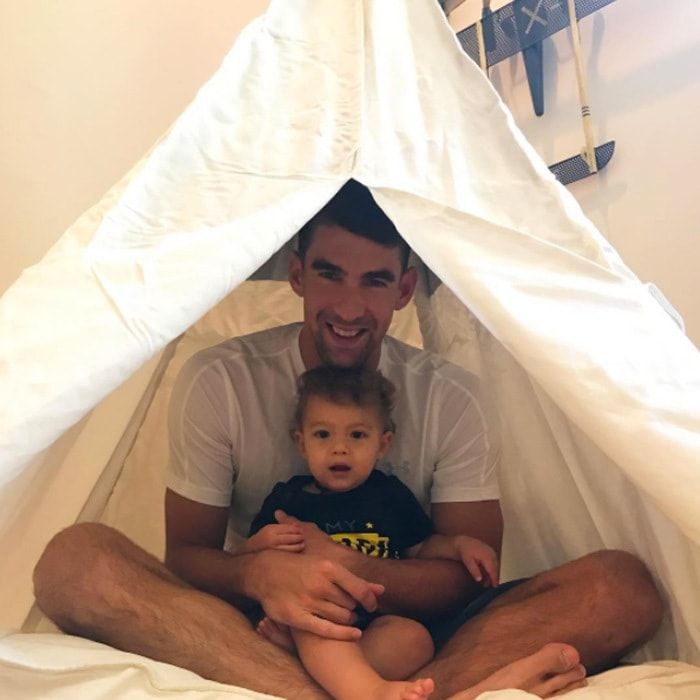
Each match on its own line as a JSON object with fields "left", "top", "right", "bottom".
{"left": 291, "top": 627, "right": 434, "bottom": 700}
{"left": 360, "top": 615, "right": 435, "bottom": 680}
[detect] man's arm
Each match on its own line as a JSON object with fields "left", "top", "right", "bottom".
{"left": 164, "top": 489, "right": 255, "bottom": 607}
{"left": 277, "top": 499, "right": 504, "bottom": 621}
{"left": 164, "top": 489, "right": 383, "bottom": 639}
{"left": 406, "top": 533, "right": 500, "bottom": 588}
{"left": 432, "top": 500, "right": 504, "bottom": 556}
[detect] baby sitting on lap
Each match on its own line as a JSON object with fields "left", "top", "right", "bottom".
{"left": 241, "top": 366, "right": 499, "bottom": 700}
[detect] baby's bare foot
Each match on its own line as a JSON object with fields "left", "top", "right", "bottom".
{"left": 399, "top": 677, "right": 435, "bottom": 700}
{"left": 336, "top": 675, "right": 434, "bottom": 700}
{"left": 366, "top": 677, "right": 434, "bottom": 700}
{"left": 256, "top": 617, "right": 295, "bottom": 653}
{"left": 448, "top": 643, "right": 586, "bottom": 699}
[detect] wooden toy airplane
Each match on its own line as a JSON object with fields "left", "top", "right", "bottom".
{"left": 454, "top": 0, "right": 615, "bottom": 117}
{"left": 446, "top": 0, "right": 616, "bottom": 184}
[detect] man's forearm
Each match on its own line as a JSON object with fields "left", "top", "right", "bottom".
{"left": 411, "top": 533, "right": 459, "bottom": 561}
{"left": 336, "top": 547, "right": 480, "bottom": 620}
{"left": 166, "top": 545, "right": 259, "bottom": 610}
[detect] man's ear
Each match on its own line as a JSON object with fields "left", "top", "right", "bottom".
{"left": 377, "top": 431, "right": 394, "bottom": 459}
{"left": 288, "top": 251, "right": 304, "bottom": 298}
{"left": 394, "top": 266, "right": 418, "bottom": 311}
{"left": 293, "top": 429, "right": 306, "bottom": 457}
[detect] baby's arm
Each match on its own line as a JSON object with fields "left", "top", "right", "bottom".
{"left": 238, "top": 523, "right": 305, "bottom": 554}
{"left": 406, "top": 534, "right": 499, "bottom": 587}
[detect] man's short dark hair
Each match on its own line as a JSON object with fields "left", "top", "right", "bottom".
{"left": 293, "top": 366, "right": 396, "bottom": 433}
{"left": 297, "top": 180, "right": 410, "bottom": 272}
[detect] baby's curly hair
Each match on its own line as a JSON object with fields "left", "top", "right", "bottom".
{"left": 293, "top": 366, "right": 396, "bottom": 434}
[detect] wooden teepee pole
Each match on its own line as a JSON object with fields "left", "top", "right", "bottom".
{"left": 475, "top": 1, "right": 490, "bottom": 74}
{"left": 566, "top": 0, "right": 598, "bottom": 173}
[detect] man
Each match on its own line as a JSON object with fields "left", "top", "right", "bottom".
{"left": 34, "top": 181, "right": 662, "bottom": 700}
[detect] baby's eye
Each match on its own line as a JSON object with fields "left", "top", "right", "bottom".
{"left": 350, "top": 430, "right": 368, "bottom": 440}
{"left": 313, "top": 429, "right": 330, "bottom": 439}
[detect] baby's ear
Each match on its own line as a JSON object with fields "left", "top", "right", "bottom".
{"left": 378, "top": 430, "right": 393, "bottom": 458}
{"left": 293, "top": 430, "right": 306, "bottom": 456}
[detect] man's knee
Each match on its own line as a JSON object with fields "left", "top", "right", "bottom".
{"left": 576, "top": 549, "right": 663, "bottom": 641}
{"left": 33, "top": 523, "right": 124, "bottom": 624}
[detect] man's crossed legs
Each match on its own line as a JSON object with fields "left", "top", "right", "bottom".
{"left": 33, "top": 523, "right": 663, "bottom": 700}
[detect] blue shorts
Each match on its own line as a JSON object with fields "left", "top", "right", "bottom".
{"left": 425, "top": 578, "right": 527, "bottom": 650}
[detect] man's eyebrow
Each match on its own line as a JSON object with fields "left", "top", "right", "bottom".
{"left": 362, "top": 268, "right": 396, "bottom": 283}
{"left": 311, "top": 258, "right": 345, "bottom": 274}
{"left": 310, "top": 258, "right": 396, "bottom": 283}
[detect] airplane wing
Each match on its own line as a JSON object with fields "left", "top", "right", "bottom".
{"left": 456, "top": 0, "right": 615, "bottom": 69}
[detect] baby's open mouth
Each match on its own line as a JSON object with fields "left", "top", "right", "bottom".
{"left": 330, "top": 464, "right": 351, "bottom": 472}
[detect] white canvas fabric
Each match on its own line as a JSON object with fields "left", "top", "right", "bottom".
{"left": 2, "top": 632, "right": 700, "bottom": 700}
{"left": 1, "top": 0, "right": 699, "bottom": 695}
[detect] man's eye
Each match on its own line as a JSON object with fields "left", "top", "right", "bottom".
{"left": 314, "top": 430, "right": 330, "bottom": 439}
{"left": 350, "top": 431, "right": 367, "bottom": 439}
{"left": 366, "top": 278, "right": 388, "bottom": 288}
{"left": 319, "top": 271, "right": 340, "bottom": 280}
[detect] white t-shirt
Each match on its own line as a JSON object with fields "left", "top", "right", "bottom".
{"left": 167, "top": 323, "right": 500, "bottom": 540}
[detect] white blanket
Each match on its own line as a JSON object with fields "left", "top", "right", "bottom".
{"left": 2, "top": 633, "right": 699, "bottom": 700}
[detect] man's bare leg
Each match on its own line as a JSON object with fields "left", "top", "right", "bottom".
{"left": 420, "top": 550, "right": 663, "bottom": 699}
{"left": 34, "top": 533, "right": 660, "bottom": 700}
{"left": 447, "top": 644, "right": 587, "bottom": 700}
{"left": 33, "top": 523, "right": 327, "bottom": 700}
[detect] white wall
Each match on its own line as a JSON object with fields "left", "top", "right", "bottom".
{"left": 2, "top": 1, "right": 698, "bottom": 345}
{"left": 449, "top": 0, "right": 700, "bottom": 346}
{"left": 0, "top": 0, "right": 270, "bottom": 294}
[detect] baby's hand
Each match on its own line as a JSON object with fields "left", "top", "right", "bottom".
{"left": 245, "top": 524, "right": 305, "bottom": 553}
{"left": 455, "top": 536, "right": 500, "bottom": 588}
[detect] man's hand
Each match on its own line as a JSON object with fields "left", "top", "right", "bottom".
{"left": 247, "top": 548, "right": 384, "bottom": 641}
{"left": 241, "top": 523, "right": 305, "bottom": 554}
{"left": 455, "top": 535, "right": 500, "bottom": 587}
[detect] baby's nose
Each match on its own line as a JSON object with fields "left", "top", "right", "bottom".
{"left": 332, "top": 440, "right": 349, "bottom": 454}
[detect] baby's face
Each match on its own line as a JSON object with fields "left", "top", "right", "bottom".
{"left": 295, "top": 395, "right": 392, "bottom": 492}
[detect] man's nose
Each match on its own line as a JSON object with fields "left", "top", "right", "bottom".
{"left": 330, "top": 290, "right": 366, "bottom": 323}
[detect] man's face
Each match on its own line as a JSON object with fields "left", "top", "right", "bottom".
{"left": 289, "top": 224, "right": 417, "bottom": 369}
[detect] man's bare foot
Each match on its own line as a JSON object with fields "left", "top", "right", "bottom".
{"left": 256, "top": 617, "right": 296, "bottom": 653}
{"left": 448, "top": 643, "right": 586, "bottom": 699}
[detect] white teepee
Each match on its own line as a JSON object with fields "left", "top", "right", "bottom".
{"left": 1, "top": 2, "right": 699, "bottom": 697}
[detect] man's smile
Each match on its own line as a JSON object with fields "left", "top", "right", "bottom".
{"left": 326, "top": 323, "right": 368, "bottom": 341}
{"left": 330, "top": 325, "right": 363, "bottom": 338}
